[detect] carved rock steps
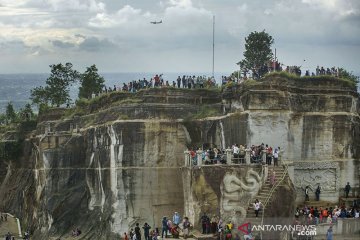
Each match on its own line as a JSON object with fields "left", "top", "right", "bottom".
{"left": 246, "top": 166, "right": 288, "bottom": 219}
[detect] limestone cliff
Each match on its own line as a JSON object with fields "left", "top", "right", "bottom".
{"left": 0, "top": 73, "right": 358, "bottom": 239}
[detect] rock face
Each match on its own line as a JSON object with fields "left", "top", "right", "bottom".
{"left": 0, "top": 74, "right": 359, "bottom": 239}
{"left": 182, "top": 165, "right": 267, "bottom": 225}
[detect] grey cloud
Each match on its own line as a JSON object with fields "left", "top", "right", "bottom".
{"left": 78, "top": 37, "right": 117, "bottom": 52}
{"left": 51, "top": 40, "right": 75, "bottom": 48}
{"left": 0, "top": 0, "right": 359, "bottom": 74}
{"left": 0, "top": 40, "right": 26, "bottom": 49}
{"left": 75, "top": 34, "right": 86, "bottom": 38}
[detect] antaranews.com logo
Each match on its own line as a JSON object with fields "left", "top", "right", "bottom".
{"left": 238, "top": 222, "right": 317, "bottom": 236}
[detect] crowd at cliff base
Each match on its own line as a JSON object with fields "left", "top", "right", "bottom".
{"left": 295, "top": 203, "right": 359, "bottom": 226}
{"left": 123, "top": 213, "right": 192, "bottom": 240}
{"left": 122, "top": 212, "right": 258, "bottom": 240}
{"left": 299, "top": 182, "right": 359, "bottom": 220}
{"left": 294, "top": 201, "right": 359, "bottom": 240}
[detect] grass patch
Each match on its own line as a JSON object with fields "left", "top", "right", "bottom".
{"left": 242, "top": 79, "right": 260, "bottom": 86}
{"left": 184, "top": 106, "right": 221, "bottom": 121}
{"left": 0, "top": 124, "right": 16, "bottom": 134}
{"left": 62, "top": 91, "right": 139, "bottom": 118}
{"left": 167, "top": 86, "right": 221, "bottom": 93}
{"left": 111, "top": 98, "right": 143, "bottom": 105}
{"left": 263, "top": 71, "right": 357, "bottom": 88}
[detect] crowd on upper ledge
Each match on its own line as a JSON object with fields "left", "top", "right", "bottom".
{"left": 99, "top": 74, "right": 217, "bottom": 95}
{"left": 94, "top": 64, "right": 346, "bottom": 97}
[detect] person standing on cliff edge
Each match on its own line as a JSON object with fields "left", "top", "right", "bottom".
{"left": 345, "top": 182, "right": 351, "bottom": 198}
{"left": 315, "top": 185, "right": 321, "bottom": 201}
{"left": 305, "top": 186, "right": 310, "bottom": 202}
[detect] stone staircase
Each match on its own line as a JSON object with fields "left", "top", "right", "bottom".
{"left": 246, "top": 166, "right": 288, "bottom": 227}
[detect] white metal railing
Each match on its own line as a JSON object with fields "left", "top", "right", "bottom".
{"left": 183, "top": 148, "right": 258, "bottom": 167}
{"left": 259, "top": 161, "right": 289, "bottom": 240}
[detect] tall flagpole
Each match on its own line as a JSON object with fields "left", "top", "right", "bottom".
{"left": 212, "top": 15, "right": 215, "bottom": 78}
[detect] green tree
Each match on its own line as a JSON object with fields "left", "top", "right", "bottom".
{"left": 19, "top": 103, "right": 34, "bottom": 121}
{"left": 79, "top": 65, "right": 105, "bottom": 99}
{"left": 338, "top": 68, "right": 359, "bottom": 85}
{"left": 0, "top": 114, "right": 6, "bottom": 125}
{"left": 5, "top": 102, "right": 17, "bottom": 123}
{"left": 240, "top": 30, "right": 274, "bottom": 79}
{"left": 30, "top": 86, "right": 49, "bottom": 106}
{"left": 46, "top": 63, "right": 79, "bottom": 106}
{"left": 30, "top": 63, "right": 79, "bottom": 107}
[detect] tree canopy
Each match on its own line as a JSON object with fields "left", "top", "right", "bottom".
{"left": 239, "top": 30, "right": 274, "bottom": 79}
{"left": 30, "top": 63, "right": 79, "bottom": 107}
{"left": 19, "top": 103, "right": 34, "bottom": 121}
{"left": 78, "top": 65, "right": 105, "bottom": 99}
{"left": 338, "top": 68, "right": 359, "bottom": 85}
{"left": 5, "top": 102, "right": 17, "bottom": 123}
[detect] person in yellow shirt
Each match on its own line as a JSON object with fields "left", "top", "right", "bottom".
{"left": 226, "top": 221, "right": 233, "bottom": 230}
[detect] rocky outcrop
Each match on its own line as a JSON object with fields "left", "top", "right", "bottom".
{"left": 0, "top": 74, "right": 358, "bottom": 239}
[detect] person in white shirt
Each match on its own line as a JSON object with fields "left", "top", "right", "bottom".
{"left": 273, "top": 148, "right": 279, "bottom": 166}
{"left": 233, "top": 144, "right": 240, "bottom": 164}
{"left": 253, "top": 199, "right": 262, "bottom": 218}
{"left": 354, "top": 209, "right": 359, "bottom": 218}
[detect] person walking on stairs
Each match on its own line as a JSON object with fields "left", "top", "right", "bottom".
{"left": 253, "top": 199, "right": 262, "bottom": 218}
{"left": 269, "top": 169, "right": 276, "bottom": 186}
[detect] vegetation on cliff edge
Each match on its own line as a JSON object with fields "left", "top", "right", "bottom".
{"left": 263, "top": 71, "right": 358, "bottom": 88}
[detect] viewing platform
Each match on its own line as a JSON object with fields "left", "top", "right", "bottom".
{"left": 183, "top": 148, "right": 273, "bottom": 167}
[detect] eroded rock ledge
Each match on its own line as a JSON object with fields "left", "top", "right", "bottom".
{"left": 0, "top": 74, "right": 358, "bottom": 239}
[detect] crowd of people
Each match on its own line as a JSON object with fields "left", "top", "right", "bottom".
{"left": 97, "top": 74, "right": 217, "bottom": 96}
{"left": 187, "top": 146, "right": 226, "bottom": 165}
{"left": 123, "top": 212, "right": 255, "bottom": 240}
{"left": 124, "top": 212, "right": 192, "bottom": 240}
{"left": 187, "top": 142, "right": 281, "bottom": 166}
{"left": 88, "top": 63, "right": 349, "bottom": 99}
{"left": 315, "top": 66, "right": 340, "bottom": 77}
{"left": 295, "top": 202, "right": 359, "bottom": 226}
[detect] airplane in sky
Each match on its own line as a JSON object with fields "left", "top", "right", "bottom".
{"left": 150, "top": 20, "right": 162, "bottom": 24}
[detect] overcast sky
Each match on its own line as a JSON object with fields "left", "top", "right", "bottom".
{"left": 0, "top": 0, "right": 359, "bottom": 74}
